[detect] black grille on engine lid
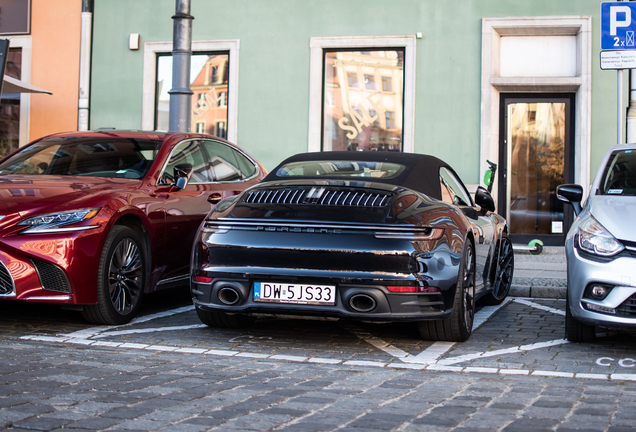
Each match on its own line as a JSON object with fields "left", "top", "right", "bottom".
{"left": 243, "top": 187, "right": 391, "bottom": 207}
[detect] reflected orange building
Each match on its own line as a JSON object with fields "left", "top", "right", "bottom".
{"left": 190, "top": 54, "right": 229, "bottom": 139}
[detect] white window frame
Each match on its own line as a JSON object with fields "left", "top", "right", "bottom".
{"left": 142, "top": 40, "right": 240, "bottom": 143}
{"left": 308, "top": 35, "right": 416, "bottom": 153}
{"left": 480, "top": 16, "right": 592, "bottom": 198}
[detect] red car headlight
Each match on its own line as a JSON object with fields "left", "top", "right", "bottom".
{"left": 18, "top": 208, "right": 101, "bottom": 233}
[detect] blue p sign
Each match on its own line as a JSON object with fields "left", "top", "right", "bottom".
{"left": 611, "top": 6, "right": 631, "bottom": 35}
{"left": 602, "top": 2, "right": 636, "bottom": 50}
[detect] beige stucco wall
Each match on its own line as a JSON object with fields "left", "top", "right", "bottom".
{"left": 29, "top": 0, "right": 81, "bottom": 140}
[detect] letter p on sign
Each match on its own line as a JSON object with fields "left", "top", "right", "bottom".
{"left": 611, "top": 6, "right": 632, "bottom": 35}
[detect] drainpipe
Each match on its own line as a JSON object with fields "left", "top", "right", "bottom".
{"left": 78, "top": 0, "right": 93, "bottom": 131}
{"left": 627, "top": 69, "right": 636, "bottom": 143}
{"left": 168, "top": 0, "right": 194, "bottom": 132}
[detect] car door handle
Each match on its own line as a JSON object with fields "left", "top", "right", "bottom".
{"left": 208, "top": 193, "right": 222, "bottom": 204}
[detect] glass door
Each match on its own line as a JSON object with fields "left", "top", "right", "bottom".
{"left": 498, "top": 94, "right": 575, "bottom": 246}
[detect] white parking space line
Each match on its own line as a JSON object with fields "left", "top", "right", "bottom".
{"left": 532, "top": 370, "right": 574, "bottom": 378}
{"left": 20, "top": 296, "right": 622, "bottom": 382}
{"left": 437, "top": 338, "right": 569, "bottom": 365}
{"left": 513, "top": 298, "right": 566, "bottom": 315}
{"left": 345, "top": 298, "right": 511, "bottom": 365}
{"left": 344, "top": 360, "right": 387, "bottom": 367}
{"left": 59, "top": 305, "right": 196, "bottom": 340}
{"left": 17, "top": 332, "right": 633, "bottom": 382}
{"left": 308, "top": 357, "right": 342, "bottom": 364}
{"left": 342, "top": 325, "right": 411, "bottom": 358}
{"left": 91, "top": 324, "right": 207, "bottom": 339}
{"left": 401, "top": 342, "right": 455, "bottom": 364}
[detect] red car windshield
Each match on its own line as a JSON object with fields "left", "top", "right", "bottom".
{"left": 0, "top": 137, "right": 163, "bottom": 179}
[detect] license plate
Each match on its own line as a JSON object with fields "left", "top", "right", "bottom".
{"left": 253, "top": 282, "right": 336, "bottom": 305}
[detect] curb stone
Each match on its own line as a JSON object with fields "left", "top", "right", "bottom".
{"left": 510, "top": 285, "right": 566, "bottom": 299}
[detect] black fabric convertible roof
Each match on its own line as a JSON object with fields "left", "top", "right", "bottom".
{"left": 265, "top": 151, "right": 454, "bottom": 200}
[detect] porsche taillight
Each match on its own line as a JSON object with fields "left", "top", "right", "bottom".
{"left": 387, "top": 286, "right": 440, "bottom": 293}
{"left": 193, "top": 275, "right": 213, "bottom": 283}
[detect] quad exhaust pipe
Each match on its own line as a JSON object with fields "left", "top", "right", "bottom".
{"left": 349, "top": 294, "right": 376, "bottom": 312}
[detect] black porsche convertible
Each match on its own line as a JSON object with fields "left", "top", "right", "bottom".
{"left": 190, "top": 151, "right": 514, "bottom": 341}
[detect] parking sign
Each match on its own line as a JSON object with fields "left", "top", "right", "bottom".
{"left": 601, "top": 2, "right": 636, "bottom": 50}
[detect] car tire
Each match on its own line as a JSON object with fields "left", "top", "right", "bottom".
{"left": 196, "top": 308, "right": 256, "bottom": 329}
{"left": 482, "top": 233, "right": 514, "bottom": 305}
{"left": 82, "top": 226, "right": 146, "bottom": 325}
{"left": 417, "top": 240, "right": 476, "bottom": 342}
{"left": 565, "top": 296, "right": 595, "bottom": 342}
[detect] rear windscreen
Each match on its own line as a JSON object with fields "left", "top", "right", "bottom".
{"left": 275, "top": 160, "right": 404, "bottom": 179}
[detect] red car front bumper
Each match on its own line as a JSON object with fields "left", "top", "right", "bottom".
{"left": 0, "top": 225, "right": 106, "bottom": 304}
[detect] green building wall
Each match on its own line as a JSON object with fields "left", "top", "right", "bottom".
{"left": 90, "top": 0, "right": 619, "bottom": 183}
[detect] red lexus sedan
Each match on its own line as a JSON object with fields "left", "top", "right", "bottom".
{"left": 0, "top": 130, "right": 265, "bottom": 324}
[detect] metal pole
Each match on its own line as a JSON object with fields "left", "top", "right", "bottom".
{"left": 618, "top": 69, "right": 624, "bottom": 144}
{"left": 168, "top": 0, "right": 194, "bottom": 132}
{"left": 628, "top": 69, "right": 636, "bottom": 143}
{"left": 78, "top": 0, "right": 93, "bottom": 131}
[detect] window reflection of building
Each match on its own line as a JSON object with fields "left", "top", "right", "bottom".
{"left": 218, "top": 91, "right": 227, "bottom": 107}
{"left": 508, "top": 102, "right": 566, "bottom": 235}
{"left": 0, "top": 48, "right": 23, "bottom": 157}
{"left": 364, "top": 74, "right": 375, "bottom": 90}
{"left": 385, "top": 111, "right": 396, "bottom": 129}
{"left": 155, "top": 52, "right": 229, "bottom": 139}
{"left": 191, "top": 54, "right": 229, "bottom": 138}
{"left": 347, "top": 72, "right": 358, "bottom": 88}
{"left": 382, "top": 76, "right": 392, "bottom": 92}
{"left": 322, "top": 49, "right": 404, "bottom": 152}
{"left": 215, "top": 121, "right": 226, "bottom": 140}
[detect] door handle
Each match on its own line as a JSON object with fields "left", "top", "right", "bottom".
{"left": 208, "top": 193, "right": 222, "bottom": 204}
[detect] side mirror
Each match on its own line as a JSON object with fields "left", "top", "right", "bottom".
{"left": 475, "top": 186, "right": 495, "bottom": 213}
{"left": 175, "top": 176, "right": 188, "bottom": 190}
{"left": 556, "top": 184, "right": 583, "bottom": 216}
{"left": 171, "top": 163, "right": 193, "bottom": 191}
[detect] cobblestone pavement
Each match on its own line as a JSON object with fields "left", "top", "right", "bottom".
{"left": 1, "top": 289, "right": 636, "bottom": 431}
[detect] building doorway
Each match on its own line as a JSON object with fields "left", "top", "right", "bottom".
{"left": 498, "top": 93, "right": 575, "bottom": 246}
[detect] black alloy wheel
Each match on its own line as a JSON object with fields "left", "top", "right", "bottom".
{"left": 459, "top": 243, "right": 476, "bottom": 334}
{"left": 483, "top": 233, "right": 514, "bottom": 305}
{"left": 82, "top": 226, "right": 146, "bottom": 325}
{"left": 418, "top": 240, "right": 476, "bottom": 342}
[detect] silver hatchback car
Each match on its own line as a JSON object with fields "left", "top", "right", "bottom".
{"left": 557, "top": 144, "right": 636, "bottom": 342}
